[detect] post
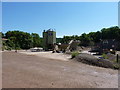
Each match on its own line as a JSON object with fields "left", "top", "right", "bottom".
{"left": 117, "top": 54, "right": 119, "bottom": 63}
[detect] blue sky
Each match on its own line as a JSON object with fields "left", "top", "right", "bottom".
{"left": 2, "top": 2, "right": 118, "bottom": 37}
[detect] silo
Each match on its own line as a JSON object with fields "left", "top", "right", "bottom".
{"left": 43, "top": 29, "right": 56, "bottom": 50}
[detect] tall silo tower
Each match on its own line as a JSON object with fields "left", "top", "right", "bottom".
{"left": 43, "top": 29, "right": 56, "bottom": 50}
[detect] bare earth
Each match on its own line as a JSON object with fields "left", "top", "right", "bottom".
{"left": 2, "top": 51, "right": 118, "bottom": 88}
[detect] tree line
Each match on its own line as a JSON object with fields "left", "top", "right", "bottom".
{"left": 1, "top": 31, "right": 42, "bottom": 50}
{"left": 1, "top": 26, "right": 120, "bottom": 50}
{"left": 60, "top": 26, "right": 120, "bottom": 46}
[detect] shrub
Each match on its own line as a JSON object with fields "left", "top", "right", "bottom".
{"left": 71, "top": 51, "right": 79, "bottom": 59}
{"left": 113, "top": 64, "right": 120, "bottom": 69}
{"left": 4, "top": 46, "right": 12, "bottom": 50}
{"left": 102, "top": 53, "right": 108, "bottom": 59}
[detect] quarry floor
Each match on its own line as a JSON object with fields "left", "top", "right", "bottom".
{"left": 2, "top": 51, "right": 118, "bottom": 88}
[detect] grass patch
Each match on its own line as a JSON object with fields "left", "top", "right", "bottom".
{"left": 71, "top": 51, "right": 79, "bottom": 59}
{"left": 101, "top": 53, "right": 108, "bottom": 59}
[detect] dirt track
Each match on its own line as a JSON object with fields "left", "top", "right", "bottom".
{"left": 2, "top": 51, "right": 118, "bottom": 88}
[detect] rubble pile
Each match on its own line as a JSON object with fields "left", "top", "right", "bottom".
{"left": 75, "top": 53, "right": 119, "bottom": 69}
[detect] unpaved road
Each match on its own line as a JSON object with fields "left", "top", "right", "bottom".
{"left": 2, "top": 51, "right": 118, "bottom": 88}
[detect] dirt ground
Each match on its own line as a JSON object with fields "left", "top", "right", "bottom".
{"left": 18, "top": 50, "right": 71, "bottom": 61}
{"left": 2, "top": 51, "right": 118, "bottom": 88}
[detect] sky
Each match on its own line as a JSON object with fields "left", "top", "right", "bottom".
{"left": 2, "top": 2, "right": 118, "bottom": 38}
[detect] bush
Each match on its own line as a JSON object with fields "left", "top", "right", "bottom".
{"left": 102, "top": 53, "right": 108, "bottom": 59}
{"left": 71, "top": 51, "right": 79, "bottom": 59}
{"left": 15, "top": 47, "right": 21, "bottom": 50}
{"left": 4, "top": 45, "right": 12, "bottom": 50}
{"left": 113, "top": 64, "right": 120, "bottom": 69}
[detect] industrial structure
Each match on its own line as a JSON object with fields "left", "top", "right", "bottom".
{"left": 53, "top": 40, "right": 80, "bottom": 53}
{"left": 43, "top": 29, "right": 56, "bottom": 50}
{"left": 90, "top": 39, "right": 119, "bottom": 54}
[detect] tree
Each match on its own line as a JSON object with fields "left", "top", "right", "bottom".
{"left": 61, "top": 36, "right": 72, "bottom": 44}
{"left": 5, "top": 31, "right": 33, "bottom": 49}
{"left": 31, "top": 33, "right": 41, "bottom": 47}
{"left": 3, "top": 26, "right": 120, "bottom": 50}
{"left": 79, "top": 33, "right": 91, "bottom": 46}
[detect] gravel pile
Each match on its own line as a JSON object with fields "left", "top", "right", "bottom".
{"left": 75, "top": 53, "right": 118, "bottom": 69}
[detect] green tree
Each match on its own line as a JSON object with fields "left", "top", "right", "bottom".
{"left": 101, "top": 26, "right": 120, "bottom": 40}
{"left": 0, "top": 32, "right": 4, "bottom": 38}
{"left": 61, "top": 36, "right": 72, "bottom": 44}
{"left": 79, "top": 33, "right": 91, "bottom": 46}
{"left": 31, "top": 33, "right": 41, "bottom": 47}
{"left": 5, "top": 31, "right": 32, "bottom": 49}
